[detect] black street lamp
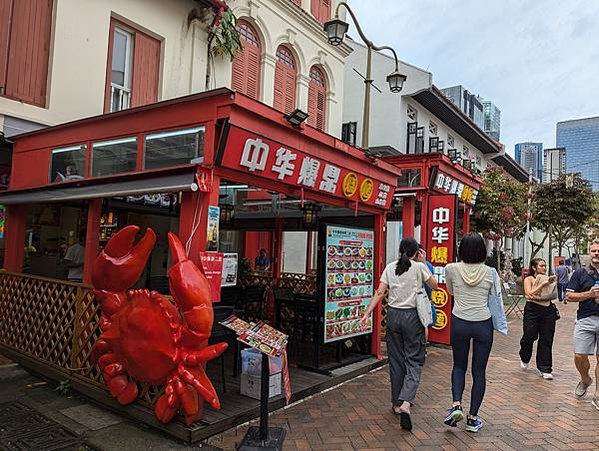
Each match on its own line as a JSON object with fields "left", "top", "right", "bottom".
{"left": 324, "top": 2, "right": 407, "bottom": 150}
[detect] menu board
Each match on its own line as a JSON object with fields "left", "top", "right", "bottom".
{"left": 324, "top": 226, "right": 374, "bottom": 343}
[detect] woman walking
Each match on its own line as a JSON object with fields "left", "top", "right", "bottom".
{"left": 443, "top": 233, "right": 502, "bottom": 433}
{"left": 361, "top": 237, "right": 437, "bottom": 430}
{"left": 519, "top": 258, "right": 558, "bottom": 379}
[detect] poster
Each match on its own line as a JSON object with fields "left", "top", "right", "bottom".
{"left": 0, "top": 205, "right": 4, "bottom": 239}
{"left": 324, "top": 225, "right": 374, "bottom": 343}
{"left": 425, "top": 195, "right": 457, "bottom": 345}
{"left": 199, "top": 251, "right": 224, "bottom": 303}
{"left": 206, "top": 206, "right": 220, "bottom": 251}
{"left": 221, "top": 253, "right": 238, "bottom": 287}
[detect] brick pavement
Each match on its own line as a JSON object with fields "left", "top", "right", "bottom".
{"left": 209, "top": 305, "right": 599, "bottom": 450}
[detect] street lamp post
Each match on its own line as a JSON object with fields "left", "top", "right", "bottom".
{"left": 324, "top": 2, "right": 406, "bottom": 150}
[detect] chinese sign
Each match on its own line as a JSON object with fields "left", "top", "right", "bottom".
{"left": 431, "top": 169, "right": 478, "bottom": 206}
{"left": 200, "top": 251, "right": 224, "bottom": 302}
{"left": 0, "top": 205, "right": 4, "bottom": 239}
{"left": 125, "top": 193, "right": 177, "bottom": 208}
{"left": 206, "top": 206, "right": 219, "bottom": 251}
{"left": 324, "top": 226, "right": 374, "bottom": 343}
{"left": 221, "top": 253, "right": 238, "bottom": 287}
{"left": 425, "top": 195, "right": 456, "bottom": 345}
{"left": 219, "top": 126, "right": 394, "bottom": 209}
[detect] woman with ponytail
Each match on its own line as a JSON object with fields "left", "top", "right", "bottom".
{"left": 361, "top": 237, "right": 438, "bottom": 430}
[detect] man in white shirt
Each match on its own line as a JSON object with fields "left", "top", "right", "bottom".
{"left": 64, "top": 231, "right": 85, "bottom": 282}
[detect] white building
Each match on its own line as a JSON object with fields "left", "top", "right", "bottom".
{"left": 543, "top": 147, "right": 566, "bottom": 183}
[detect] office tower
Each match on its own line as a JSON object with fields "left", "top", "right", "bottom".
{"left": 515, "top": 142, "right": 543, "bottom": 180}
{"left": 557, "top": 116, "right": 599, "bottom": 191}
{"left": 483, "top": 101, "right": 501, "bottom": 141}
{"left": 543, "top": 147, "right": 566, "bottom": 183}
{"left": 441, "top": 85, "right": 484, "bottom": 130}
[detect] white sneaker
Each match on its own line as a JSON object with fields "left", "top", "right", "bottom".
{"left": 520, "top": 361, "right": 529, "bottom": 370}
{"left": 541, "top": 372, "right": 554, "bottom": 380}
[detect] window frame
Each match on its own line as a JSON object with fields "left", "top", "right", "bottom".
{"left": 91, "top": 136, "right": 138, "bottom": 178}
{"left": 109, "top": 26, "right": 134, "bottom": 112}
{"left": 142, "top": 126, "right": 206, "bottom": 170}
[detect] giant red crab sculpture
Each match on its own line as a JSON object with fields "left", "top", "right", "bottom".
{"left": 90, "top": 225, "right": 227, "bottom": 425}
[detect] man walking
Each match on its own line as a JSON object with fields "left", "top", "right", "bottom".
{"left": 556, "top": 260, "right": 570, "bottom": 304}
{"left": 566, "top": 239, "right": 599, "bottom": 410}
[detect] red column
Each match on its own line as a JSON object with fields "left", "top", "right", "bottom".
{"left": 4, "top": 204, "right": 27, "bottom": 272}
{"left": 463, "top": 205, "right": 471, "bottom": 235}
{"left": 83, "top": 199, "right": 102, "bottom": 284}
{"left": 402, "top": 196, "right": 416, "bottom": 238}
{"left": 306, "top": 231, "right": 313, "bottom": 273}
{"left": 371, "top": 213, "right": 385, "bottom": 359}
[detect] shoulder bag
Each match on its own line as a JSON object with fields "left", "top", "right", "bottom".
{"left": 487, "top": 268, "right": 509, "bottom": 335}
{"left": 415, "top": 264, "right": 434, "bottom": 328}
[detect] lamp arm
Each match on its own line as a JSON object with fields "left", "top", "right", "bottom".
{"left": 334, "top": 2, "right": 400, "bottom": 71}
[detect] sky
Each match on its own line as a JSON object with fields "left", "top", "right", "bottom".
{"left": 347, "top": 0, "right": 599, "bottom": 156}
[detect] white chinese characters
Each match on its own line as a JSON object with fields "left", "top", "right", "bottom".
{"left": 297, "top": 157, "right": 321, "bottom": 188}
{"left": 241, "top": 138, "right": 269, "bottom": 172}
{"left": 272, "top": 147, "right": 297, "bottom": 180}
{"left": 319, "top": 164, "right": 341, "bottom": 193}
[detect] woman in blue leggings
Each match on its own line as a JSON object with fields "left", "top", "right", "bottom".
{"left": 443, "top": 233, "right": 496, "bottom": 433}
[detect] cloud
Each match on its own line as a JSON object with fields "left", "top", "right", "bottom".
{"left": 346, "top": 0, "right": 599, "bottom": 153}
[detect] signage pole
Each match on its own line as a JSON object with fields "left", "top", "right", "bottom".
{"left": 259, "top": 355, "right": 269, "bottom": 442}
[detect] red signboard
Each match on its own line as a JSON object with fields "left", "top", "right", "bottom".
{"left": 199, "top": 251, "right": 224, "bottom": 303}
{"left": 219, "top": 125, "right": 394, "bottom": 209}
{"left": 425, "top": 195, "right": 457, "bottom": 345}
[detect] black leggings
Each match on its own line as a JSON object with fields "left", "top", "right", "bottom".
{"left": 451, "top": 316, "right": 494, "bottom": 416}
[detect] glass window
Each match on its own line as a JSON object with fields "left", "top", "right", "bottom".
{"left": 110, "top": 27, "right": 133, "bottom": 112}
{"left": 144, "top": 127, "right": 205, "bottom": 170}
{"left": 397, "top": 169, "right": 422, "bottom": 187}
{"left": 92, "top": 137, "right": 137, "bottom": 177}
{"left": 50, "top": 145, "right": 87, "bottom": 183}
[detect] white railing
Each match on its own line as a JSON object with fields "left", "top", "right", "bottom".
{"left": 110, "top": 84, "right": 131, "bottom": 112}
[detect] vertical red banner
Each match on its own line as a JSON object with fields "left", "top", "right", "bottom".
{"left": 425, "top": 195, "right": 457, "bottom": 345}
{"left": 199, "top": 251, "right": 224, "bottom": 303}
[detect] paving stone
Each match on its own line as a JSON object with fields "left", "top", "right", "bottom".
{"left": 60, "top": 403, "right": 124, "bottom": 431}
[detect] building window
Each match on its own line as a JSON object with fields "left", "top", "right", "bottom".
{"left": 398, "top": 169, "right": 422, "bottom": 187}
{"left": 308, "top": 66, "right": 327, "bottom": 131}
{"left": 105, "top": 19, "right": 161, "bottom": 113}
{"left": 429, "top": 121, "right": 438, "bottom": 136}
{"left": 0, "top": 0, "right": 53, "bottom": 107}
{"left": 92, "top": 137, "right": 138, "bottom": 177}
{"left": 50, "top": 145, "right": 87, "bottom": 183}
{"left": 144, "top": 127, "right": 205, "bottom": 170}
{"left": 447, "top": 134, "right": 454, "bottom": 147}
{"left": 407, "top": 104, "right": 417, "bottom": 122}
{"left": 416, "top": 127, "right": 425, "bottom": 154}
{"left": 341, "top": 122, "right": 357, "bottom": 146}
{"left": 429, "top": 137, "right": 439, "bottom": 153}
{"left": 273, "top": 45, "right": 297, "bottom": 113}
{"left": 231, "top": 20, "right": 261, "bottom": 100}
{"left": 311, "top": 0, "right": 331, "bottom": 23}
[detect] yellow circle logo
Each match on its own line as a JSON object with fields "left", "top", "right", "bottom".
{"left": 433, "top": 311, "right": 448, "bottom": 330}
{"left": 342, "top": 172, "right": 358, "bottom": 198}
{"left": 431, "top": 288, "right": 449, "bottom": 308}
{"left": 360, "top": 178, "right": 374, "bottom": 201}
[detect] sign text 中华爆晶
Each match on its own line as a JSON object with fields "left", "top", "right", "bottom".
{"left": 431, "top": 170, "right": 478, "bottom": 206}
{"left": 218, "top": 126, "right": 394, "bottom": 209}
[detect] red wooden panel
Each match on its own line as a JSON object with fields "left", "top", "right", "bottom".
{"left": 308, "top": 66, "right": 326, "bottom": 130}
{"left": 131, "top": 31, "right": 160, "bottom": 107}
{"left": 231, "top": 20, "right": 261, "bottom": 100}
{"left": 0, "top": 0, "right": 13, "bottom": 90}
{"left": 103, "top": 19, "right": 117, "bottom": 113}
{"left": 311, "top": 0, "right": 330, "bottom": 22}
{"left": 5, "top": 0, "right": 52, "bottom": 106}
{"left": 291, "top": 0, "right": 301, "bottom": 5}
{"left": 273, "top": 46, "right": 296, "bottom": 113}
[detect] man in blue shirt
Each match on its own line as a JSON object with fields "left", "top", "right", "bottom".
{"left": 566, "top": 239, "right": 599, "bottom": 410}
{"left": 556, "top": 260, "right": 570, "bottom": 303}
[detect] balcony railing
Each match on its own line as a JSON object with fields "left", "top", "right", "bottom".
{"left": 110, "top": 84, "right": 131, "bottom": 112}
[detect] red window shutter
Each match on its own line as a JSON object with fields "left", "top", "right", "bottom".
{"left": 311, "top": 0, "right": 330, "bottom": 23}
{"left": 291, "top": 0, "right": 301, "bottom": 5}
{"left": 4, "top": 0, "right": 52, "bottom": 106}
{"left": 273, "top": 46, "right": 296, "bottom": 113}
{"left": 0, "top": 0, "right": 13, "bottom": 91}
{"left": 130, "top": 32, "right": 161, "bottom": 107}
{"left": 308, "top": 66, "right": 327, "bottom": 130}
{"left": 231, "top": 20, "right": 261, "bottom": 100}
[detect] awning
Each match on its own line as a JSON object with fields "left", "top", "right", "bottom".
{"left": 0, "top": 171, "right": 198, "bottom": 205}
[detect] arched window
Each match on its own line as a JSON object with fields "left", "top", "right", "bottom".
{"left": 273, "top": 45, "right": 297, "bottom": 114}
{"left": 231, "top": 20, "right": 261, "bottom": 100}
{"left": 311, "top": 0, "right": 331, "bottom": 23}
{"left": 308, "top": 66, "right": 327, "bottom": 131}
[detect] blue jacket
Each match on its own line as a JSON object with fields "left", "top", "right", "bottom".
{"left": 488, "top": 268, "right": 508, "bottom": 335}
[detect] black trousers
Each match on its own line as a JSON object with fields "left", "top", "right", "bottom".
{"left": 519, "top": 302, "right": 556, "bottom": 373}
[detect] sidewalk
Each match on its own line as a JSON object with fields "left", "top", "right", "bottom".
{"left": 209, "top": 304, "right": 599, "bottom": 450}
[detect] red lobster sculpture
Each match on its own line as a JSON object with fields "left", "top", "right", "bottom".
{"left": 90, "top": 226, "right": 227, "bottom": 425}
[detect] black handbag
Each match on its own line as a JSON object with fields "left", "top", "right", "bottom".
{"left": 550, "top": 302, "right": 561, "bottom": 320}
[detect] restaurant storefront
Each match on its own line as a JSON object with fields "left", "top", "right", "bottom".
{"left": 0, "top": 88, "right": 400, "bottom": 441}
{"left": 384, "top": 153, "right": 481, "bottom": 345}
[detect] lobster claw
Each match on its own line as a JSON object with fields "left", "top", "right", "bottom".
{"left": 167, "top": 233, "right": 213, "bottom": 338}
{"left": 92, "top": 226, "right": 156, "bottom": 291}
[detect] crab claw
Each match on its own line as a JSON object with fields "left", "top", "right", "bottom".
{"left": 167, "top": 232, "right": 213, "bottom": 339}
{"left": 92, "top": 226, "right": 156, "bottom": 291}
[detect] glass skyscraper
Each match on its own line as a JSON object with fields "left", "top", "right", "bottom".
{"left": 441, "top": 85, "right": 485, "bottom": 130}
{"left": 515, "top": 142, "right": 543, "bottom": 180}
{"left": 483, "top": 101, "right": 501, "bottom": 141}
{"left": 557, "top": 117, "right": 599, "bottom": 191}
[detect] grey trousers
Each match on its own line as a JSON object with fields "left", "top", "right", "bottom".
{"left": 387, "top": 308, "right": 426, "bottom": 406}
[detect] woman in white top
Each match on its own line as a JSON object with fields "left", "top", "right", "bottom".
{"left": 361, "top": 237, "right": 437, "bottom": 431}
{"left": 442, "top": 233, "right": 495, "bottom": 433}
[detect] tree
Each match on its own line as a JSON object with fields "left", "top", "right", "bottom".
{"left": 473, "top": 167, "right": 528, "bottom": 271}
{"left": 531, "top": 174, "right": 595, "bottom": 262}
